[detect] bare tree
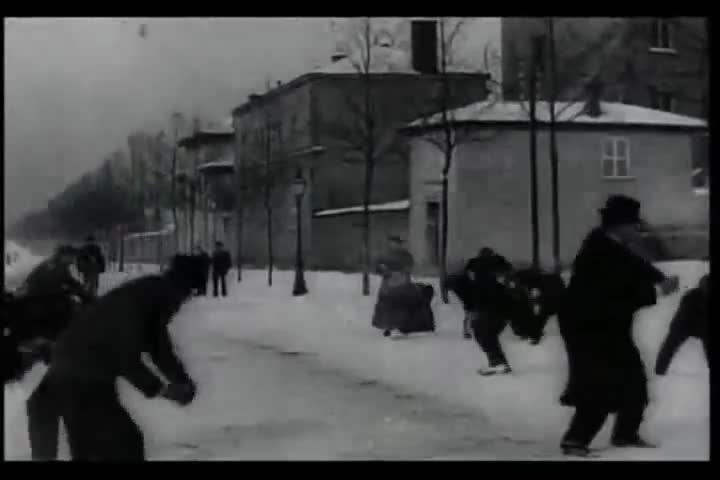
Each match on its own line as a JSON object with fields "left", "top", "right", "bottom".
{"left": 325, "top": 17, "right": 410, "bottom": 296}
{"left": 412, "top": 18, "right": 501, "bottom": 302}
{"left": 243, "top": 82, "right": 307, "bottom": 287}
{"left": 170, "top": 112, "right": 185, "bottom": 254}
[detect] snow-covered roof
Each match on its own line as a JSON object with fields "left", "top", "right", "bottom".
{"left": 125, "top": 224, "right": 175, "bottom": 239}
{"left": 314, "top": 199, "right": 410, "bottom": 218}
{"left": 199, "top": 116, "right": 234, "bottom": 135}
{"left": 409, "top": 100, "right": 708, "bottom": 129}
{"left": 198, "top": 159, "right": 235, "bottom": 173}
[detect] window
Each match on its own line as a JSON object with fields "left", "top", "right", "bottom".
{"left": 650, "top": 18, "right": 674, "bottom": 51}
{"left": 649, "top": 87, "right": 675, "bottom": 112}
{"left": 602, "top": 137, "right": 632, "bottom": 179}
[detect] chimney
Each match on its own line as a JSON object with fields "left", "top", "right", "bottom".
{"left": 585, "top": 78, "right": 604, "bottom": 117}
{"left": 411, "top": 20, "right": 438, "bottom": 74}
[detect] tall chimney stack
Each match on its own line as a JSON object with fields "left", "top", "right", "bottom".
{"left": 585, "top": 78, "right": 604, "bottom": 117}
{"left": 411, "top": 20, "right": 438, "bottom": 74}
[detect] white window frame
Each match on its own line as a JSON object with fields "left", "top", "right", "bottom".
{"left": 649, "top": 18, "right": 676, "bottom": 53}
{"left": 601, "top": 137, "right": 633, "bottom": 179}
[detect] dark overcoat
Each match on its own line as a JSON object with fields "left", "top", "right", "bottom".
{"left": 558, "top": 228, "right": 666, "bottom": 411}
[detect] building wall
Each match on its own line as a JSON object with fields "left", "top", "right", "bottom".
{"left": 500, "top": 17, "right": 707, "bottom": 118}
{"left": 310, "top": 211, "right": 409, "bottom": 271}
{"left": 411, "top": 126, "right": 709, "bottom": 271}
{"left": 310, "top": 74, "right": 488, "bottom": 211}
{"left": 408, "top": 138, "right": 444, "bottom": 273}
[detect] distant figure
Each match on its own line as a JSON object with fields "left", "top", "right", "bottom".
{"left": 193, "top": 245, "right": 211, "bottom": 296}
{"left": 558, "top": 195, "right": 680, "bottom": 457}
{"left": 655, "top": 272, "right": 709, "bottom": 375}
{"left": 211, "top": 241, "right": 232, "bottom": 298}
{"left": 76, "top": 235, "right": 106, "bottom": 296}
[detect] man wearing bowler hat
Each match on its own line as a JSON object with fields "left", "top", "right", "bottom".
{"left": 557, "top": 195, "right": 679, "bottom": 457}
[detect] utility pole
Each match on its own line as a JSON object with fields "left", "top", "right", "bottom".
{"left": 547, "top": 18, "right": 561, "bottom": 273}
{"left": 528, "top": 36, "right": 543, "bottom": 270}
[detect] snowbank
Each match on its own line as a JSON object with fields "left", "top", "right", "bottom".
{"left": 4, "top": 241, "right": 45, "bottom": 291}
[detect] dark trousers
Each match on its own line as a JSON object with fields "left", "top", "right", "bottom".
{"left": 196, "top": 275, "right": 208, "bottom": 296}
{"left": 562, "top": 403, "right": 645, "bottom": 447}
{"left": 470, "top": 310, "right": 509, "bottom": 367}
{"left": 28, "top": 375, "right": 145, "bottom": 461}
{"left": 212, "top": 272, "right": 227, "bottom": 297}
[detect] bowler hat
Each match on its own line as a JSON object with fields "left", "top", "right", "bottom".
{"left": 599, "top": 195, "right": 642, "bottom": 228}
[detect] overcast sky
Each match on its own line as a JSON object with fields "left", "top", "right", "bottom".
{"left": 4, "top": 17, "right": 336, "bottom": 226}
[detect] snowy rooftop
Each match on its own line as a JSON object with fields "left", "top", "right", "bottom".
{"left": 409, "top": 100, "right": 708, "bottom": 129}
{"left": 198, "top": 159, "right": 235, "bottom": 173}
{"left": 314, "top": 199, "right": 410, "bottom": 218}
{"left": 198, "top": 116, "right": 234, "bottom": 135}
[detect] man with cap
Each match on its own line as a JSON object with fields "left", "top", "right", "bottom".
{"left": 557, "top": 195, "right": 679, "bottom": 457}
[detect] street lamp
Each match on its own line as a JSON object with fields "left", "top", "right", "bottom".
{"left": 291, "top": 169, "right": 308, "bottom": 296}
{"left": 209, "top": 200, "right": 217, "bottom": 243}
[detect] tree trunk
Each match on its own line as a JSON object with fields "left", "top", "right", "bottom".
{"left": 439, "top": 169, "right": 450, "bottom": 304}
{"left": 189, "top": 183, "right": 196, "bottom": 251}
{"left": 548, "top": 19, "right": 561, "bottom": 273}
{"left": 235, "top": 162, "right": 244, "bottom": 283}
{"left": 171, "top": 145, "right": 179, "bottom": 255}
{"left": 528, "top": 51, "right": 540, "bottom": 270}
{"left": 361, "top": 156, "right": 374, "bottom": 296}
{"left": 118, "top": 225, "right": 125, "bottom": 273}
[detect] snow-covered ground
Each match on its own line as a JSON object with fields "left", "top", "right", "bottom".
{"left": 4, "top": 260, "right": 709, "bottom": 460}
{"left": 4, "top": 240, "right": 44, "bottom": 291}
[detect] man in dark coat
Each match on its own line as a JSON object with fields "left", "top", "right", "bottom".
{"left": 512, "top": 267, "right": 566, "bottom": 344}
{"left": 463, "top": 248, "right": 517, "bottom": 375}
{"left": 25, "top": 254, "right": 198, "bottom": 461}
{"left": 76, "top": 235, "right": 106, "bottom": 296}
{"left": 558, "top": 195, "right": 679, "bottom": 457}
{"left": 211, "top": 241, "right": 232, "bottom": 298}
{"left": 655, "top": 273, "right": 709, "bottom": 375}
{"left": 192, "top": 245, "right": 211, "bottom": 296}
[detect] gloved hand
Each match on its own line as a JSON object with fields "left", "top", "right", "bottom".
{"left": 160, "top": 380, "right": 197, "bottom": 406}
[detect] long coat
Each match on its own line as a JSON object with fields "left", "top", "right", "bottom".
{"left": 371, "top": 246, "right": 418, "bottom": 331}
{"left": 558, "top": 228, "right": 666, "bottom": 412}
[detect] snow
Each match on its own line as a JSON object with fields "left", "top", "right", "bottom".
{"left": 4, "top": 259, "right": 709, "bottom": 460}
{"left": 409, "top": 100, "right": 708, "bottom": 129}
{"left": 314, "top": 199, "right": 410, "bottom": 217}
{"left": 4, "top": 240, "right": 44, "bottom": 291}
{"left": 197, "top": 159, "right": 235, "bottom": 173}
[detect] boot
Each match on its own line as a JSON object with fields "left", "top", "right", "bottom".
{"left": 611, "top": 436, "right": 657, "bottom": 448}
{"left": 478, "top": 364, "right": 512, "bottom": 376}
{"left": 561, "top": 441, "right": 592, "bottom": 457}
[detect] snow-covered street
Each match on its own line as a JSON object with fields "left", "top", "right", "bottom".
{"left": 4, "top": 261, "right": 709, "bottom": 460}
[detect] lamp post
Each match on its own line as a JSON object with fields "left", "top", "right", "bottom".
{"left": 291, "top": 169, "right": 308, "bottom": 296}
{"left": 209, "top": 200, "right": 217, "bottom": 243}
